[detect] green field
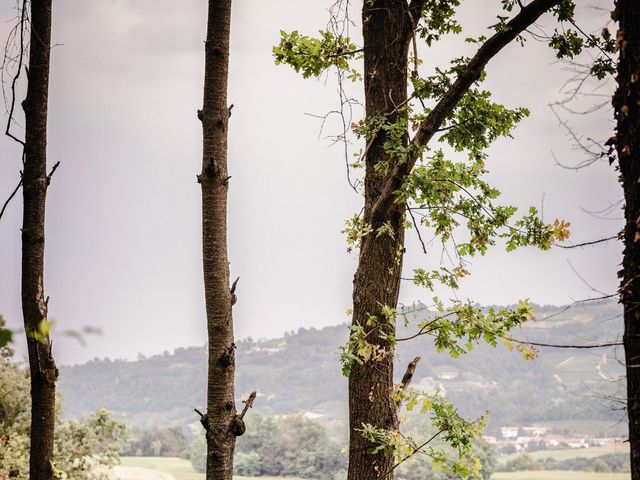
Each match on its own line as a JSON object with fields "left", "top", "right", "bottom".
{"left": 500, "top": 444, "right": 630, "bottom": 463}
{"left": 118, "top": 457, "right": 305, "bottom": 480}
{"left": 119, "top": 457, "right": 202, "bottom": 480}
{"left": 492, "top": 471, "right": 630, "bottom": 480}
{"left": 118, "top": 456, "right": 631, "bottom": 480}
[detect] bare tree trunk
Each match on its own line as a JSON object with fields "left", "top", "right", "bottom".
{"left": 21, "top": 1, "right": 58, "bottom": 480}
{"left": 198, "top": 1, "right": 242, "bottom": 479}
{"left": 348, "top": 3, "right": 411, "bottom": 480}
{"left": 615, "top": 1, "right": 640, "bottom": 477}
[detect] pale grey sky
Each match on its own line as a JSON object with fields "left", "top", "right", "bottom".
{"left": 0, "top": 1, "right": 621, "bottom": 365}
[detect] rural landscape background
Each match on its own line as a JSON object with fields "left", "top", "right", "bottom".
{"left": 59, "top": 300, "right": 631, "bottom": 479}
{"left": 1, "top": 0, "right": 635, "bottom": 479}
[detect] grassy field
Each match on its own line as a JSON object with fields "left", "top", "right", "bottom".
{"left": 492, "top": 471, "right": 630, "bottom": 480}
{"left": 499, "top": 444, "right": 630, "bottom": 463}
{"left": 119, "top": 457, "right": 202, "bottom": 480}
{"left": 118, "top": 457, "right": 305, "bottom": 480}
{"left": 119, "top": 456, "right": 631, "bottom": 480}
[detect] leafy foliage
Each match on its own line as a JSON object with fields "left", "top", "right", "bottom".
{"left": 273, "top": 30, "right": 360, "bottom": 80}
{"left": 0, "top": 345, "right": 126, "bottom": 480}
{"left": 0, "top": 315, "right": 12, "bottom": 348}
{"left": 187, "top": 413, "right": 347, "bottom": 480}
{"left": 546, "top": 0, "right": 615, "bottom": 78}
{"left": 415, "top": 0, "right": 463, "bottom": 46}
{"left": 362, "top": 388, "right": 487, "bottom": 479}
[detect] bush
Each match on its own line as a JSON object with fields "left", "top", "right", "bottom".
{"left": 234, "top": 452, "right": 261, "bottom": 476}
{"left": 186, "top": 435, "right": 206, "bottom": 473}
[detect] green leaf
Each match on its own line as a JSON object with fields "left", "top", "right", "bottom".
{"left": 0, "top": 327, "right": 12, "bottom": 348}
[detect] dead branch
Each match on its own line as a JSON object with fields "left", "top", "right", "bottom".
{"left": 406, "top": 204, "right": 427, "bottom": 254}
{"left": 0, "top": 174, "right": 22, "bottom": 221}
{"left": 238, "top": 391, "right": 257, "bottom": 421}
{"left": 399, "top": 356, "right": 421, "bottom": 394}
{"left": 4, "top": 0, "right": 27, "bottom": 147}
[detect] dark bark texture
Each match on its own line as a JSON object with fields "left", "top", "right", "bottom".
{"left": 21, "top": 2, "right": 58, "bottom": 480}
{"left": 199, "top": 1, "right": 241, "bottom": 480}
{"left": 347, "top": 2, "right": 561, "bottom": 480}
{"left": 348, "top": 3, "right": 411, "bottom": 480}
{"left": 615, "top": 1, "right": 640, "bottom": 478}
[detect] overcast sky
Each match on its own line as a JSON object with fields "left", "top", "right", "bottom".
{"left": 0, "top": 0, "right": 622, "bottom": 365}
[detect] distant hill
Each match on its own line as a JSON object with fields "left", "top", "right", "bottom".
{"left": 58, "top": 300, "right": 627, "bottom": 437}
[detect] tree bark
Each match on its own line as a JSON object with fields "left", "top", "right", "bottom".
{"left": 199, "top": 1, "right": 240, "bottom": 480}
{"left": 348, "top": 3, "right": 411, "bottom": 480}
{"left": 347, "top": 2, "right": 561, "bottom": 480}
{"left": 615, "top": 1, "right": 640, "bottom": 478}
{"left": 21, "top": 2, "right": 58, "bottom": 480}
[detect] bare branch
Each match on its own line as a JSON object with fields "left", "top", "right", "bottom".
{"left": 46, "top": 161, "right": 60, "bottom": 185}
{"left": 237, "top": 391, "right": 257, "bottom": 421}
{"left": 406, "top": 203, "right": 427, "bottom": 254}
{"left": 399, "top": 356, "right": 421, "bottom": 394}
{"left": 555, "top": 234, "right": 619, "bottom": 249}
{"left": 380, "top": 429, "right": 445, "bottom": 478}
{"left": 510, "top": 337, "right": 622, "bottom": 349}
{"left": 4, "top": 0, "right": 27, "bottom": 147}
{"left": 0, "top": 174, "right": 22, "bottom": 221}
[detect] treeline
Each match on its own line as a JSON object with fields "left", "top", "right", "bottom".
{"left": 58, "top": 300, "right": 624, "bottom": 434}
{"left": 122, "top": 426, "right": 189, "bottom": 457}
{"left": 134, "top": 414, "right": 348, "bottom": 480}
{"left": 499, "top": 453, "right": 630, "bottom": 473}
{"left": 122, "top": 413, "right": 499, "bottom": 480}
{"left": 0, "top": 338, "right": 127, "bottom": 480}
{"left": 122, "top": 414, "right": 346, "bottom": 479}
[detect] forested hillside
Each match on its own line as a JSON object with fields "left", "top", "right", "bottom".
{"left": 59, "top": 301, "right": 626, "bottom": 437}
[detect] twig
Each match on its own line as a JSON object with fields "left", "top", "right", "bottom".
{"left": 406, "top": 203, "right": 427, "bottom": 254}
{"left": 194, "top": 408, "right": 211, "bottom": 433}
{"left": 406, "top": 9, "right": 419, "bottom": 78}
{"left": 5, "top": 0, "right": 27, "bottom": 146}
{"left": 230, "top": 276, "right": 240, "bottom": 294}
{"left": 395, "top": 311, "right": 457, "bottom": 342}
{"left": 398, "top": 356, "right": 421, "bottom": 402}
{"left": 554, "top": 235, "right": 618, "bottom": 249}
{"left": 0, "top": 175, "right": 22, "bottom": 221}
{"left": 46, "top": 161, "right": 60, "bottom": 185}
{"left": 510, "top": 337, "right": 622, "bottom": 349}
{"left": 238, "top": 391, "right": 257, "bottom": 421}
{"left": 380, "top": 429, "right": 445, "bottom": 478}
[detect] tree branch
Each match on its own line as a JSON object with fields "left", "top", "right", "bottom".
{"left": 511, "top": 338, "right": 622, "bottom": 349}
{"left": 238, "top": 391, "right": 257, "bottom": 421}
{"left": 406, "top": 203, "right": 427, "bottom": 253}
{"left": 381, "top": 429, "right": 445, "bottom": 478}
{"left": 0, "top": 174, "right": 22, "bottom": 221}
{"left": 398, "top": 356, "right": 421, "bottom": 402}
{"left": 4, "top": 0, "right": 27, "bottom": 147}
{"left": 370, "top": 0, "right": 561, "bottom": 224}
{"left": 554, "top": 235, "right": 619, "bottom": 249}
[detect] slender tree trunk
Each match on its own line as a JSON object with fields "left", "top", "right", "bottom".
{"left": 21, "top": 2, "right": 58, "bottom": 480}
{"left": 199, "top": 2, "right": 241, "bottom": 480}
{"left": 615, "top": 1, "right": 640, "bottom": 477}
{"left": 348, "top": 3, "right": 411, "bottom": 480}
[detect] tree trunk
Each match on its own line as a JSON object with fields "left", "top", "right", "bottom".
{"left": 21, "top": 2, "right": 58, "bottom": 480}
{"left": 199, "top": 1, "right": 239, "bottom": 480}
{"left": 348, "top": 3, "right": 411, "bottom": 480}
{"left": 615, "top": 1, "right": 640, "bottom": 478}
{"left": 347, "top": 2, "right": 561, "bottom": 479}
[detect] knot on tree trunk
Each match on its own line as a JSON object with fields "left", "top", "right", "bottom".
{"left": 230, "top": 417, "right": 246, "bottom": 436}
{"left": 219, "top": 343, "right": 236, "bottom": 367}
